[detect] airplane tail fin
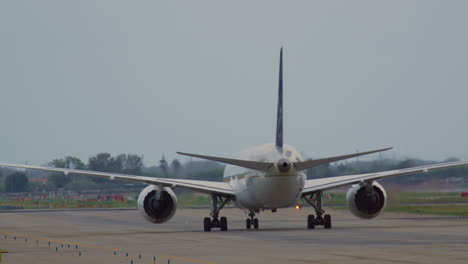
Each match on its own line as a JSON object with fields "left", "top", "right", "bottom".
{"left": 276, "top": 47, "right": 283, "bottom": 150}
{"left": 178, "top": 49, "right": 394, "bottom": 173}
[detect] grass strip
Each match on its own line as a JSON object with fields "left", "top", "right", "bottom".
{"left": 385, "top": 204, "right": 468, "bottom": 216}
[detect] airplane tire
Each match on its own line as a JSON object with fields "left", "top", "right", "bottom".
{"left": 324, "top": 214, "right": 331, "bottom": 229}
{"left": 220, "top": 217, "right": 228, "bottom": 231}
{"left": 246, "top": 218, "right": 251, "bottom": 229}
{"left": 307, "top": 215, "right": 315, "bottom": 229}
{"left": 253, "top": 218, "right": 259, "bottom": 229}
{"left": 204, "top": 217, "right": 211, "bottom": 232}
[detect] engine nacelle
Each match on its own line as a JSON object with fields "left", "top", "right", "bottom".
{"left": 346, "top": 181, "right": 387, "bottom": 219}
{"left": 137, "top": 185, "right": 177, "bottom": 224}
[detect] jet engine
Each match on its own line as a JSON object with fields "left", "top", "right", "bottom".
{"left": 346, "top": 181, "right": 387, "bottom": 219}
{"left": 137, "top": 185, "right": 177, "bottom": 224}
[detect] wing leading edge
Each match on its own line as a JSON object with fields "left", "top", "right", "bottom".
{"left": 302, "top": 159, "right": 468, "bottom": 195}
{"left": 0, "top": 162, "right": 234, "bottom": 196}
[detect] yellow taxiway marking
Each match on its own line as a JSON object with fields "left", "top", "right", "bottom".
{"left": 1, "top": 231, "right": 220, "bottom": 264}
{"left": 163, "top": 255, "right": 219, "bottom": 264}
{"left": 332, "top": 253, "right": 423, "bottom": 264}
{"left": 0, "top": 249, "right": 8, "bottom": 261}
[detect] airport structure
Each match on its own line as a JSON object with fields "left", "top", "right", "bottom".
{"left": 1, "top": 48, "right": 468, "bottom": 232}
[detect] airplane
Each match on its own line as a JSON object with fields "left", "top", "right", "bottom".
{"left": 1, "top": 48, "right": 468, "bottom": 232}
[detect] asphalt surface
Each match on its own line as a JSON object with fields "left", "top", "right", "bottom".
{"left": 1, "top": 207, "right": 467, "bottom": 264}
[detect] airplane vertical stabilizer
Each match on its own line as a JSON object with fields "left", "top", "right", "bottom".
{"left": 276, "top": 47, "right": 283, "bottom": 150}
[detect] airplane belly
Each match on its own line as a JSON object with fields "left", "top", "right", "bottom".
{"left": 234, "top": 175, "right": 303, "bottom": 209}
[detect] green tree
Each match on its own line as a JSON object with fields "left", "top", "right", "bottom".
{"left": 48, "top": 174, "right": 70, "bottom": 189}
{"left": 88, "top": 153, "right": 143, "bottom": 174}
{"left": 115, "top": 154, "right": 143, "bottom": 175}
{"left": 307, "top": 163, "right": 332, "bottom": 179}
{"left": 52, "top": 156, "right": 85, "bottom": 169}
{"left": 88, "top": 153, "right": 114, "bottom": 172}
{"left": 87, "top": 153, "right": 144, "bottom": 184}
{"left": 171, "top": 158, "right": 181, "bottom": 172}
{"left": 124, "top": 154, "right": 143, "bottom": 174}
{"left": 88, "top": 153, "right": 114, "bottom": 183}
{"left": 113, "top": 154, "right": 126, "bottom": 172}
{"left": 0, "top": 170, "right": 4, "bottom": 192}
{"left": 5, "top": 172, "right": 28, "bottom": 192}
{"left": 48, "top": 156, "right": 86, "bottom": 188}
{"left": 396, "top": 158, "right": 419, "bottom": 169}
{"left": 187, "top": 168, "right": 224, "bottom": 181}
{"left": 159, "top": 155, "right": 168, "bottom": 174}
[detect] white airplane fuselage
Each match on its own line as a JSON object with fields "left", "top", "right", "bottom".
{"left": 224, "top": 143, "right": 306, "bottom": 209}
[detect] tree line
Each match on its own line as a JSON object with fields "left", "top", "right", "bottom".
{"left": 0, "top": 153, "right": 467, "bottom": 193}
{"left": 0, "top": 153, "right": 211, "bottom": 193}
{"left": 307, "top": 157, "right": 468, "bottom": 184}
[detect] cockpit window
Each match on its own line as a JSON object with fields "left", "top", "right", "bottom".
{"left": 285, "top": 151, "right": 292, "bottom": 157}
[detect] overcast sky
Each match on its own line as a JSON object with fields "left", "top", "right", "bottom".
{"left": 1, "top": 1, "right": 467, "bottom": 166}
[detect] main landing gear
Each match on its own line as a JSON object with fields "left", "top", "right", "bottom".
{"left": 246, "top": 210, "right": 259, "bottom": 230}
{"left": 204, "top": 194, "right": 232, "bottom": 232}
{"left": 302, "top": 191, "right": 332, "bottom": 229}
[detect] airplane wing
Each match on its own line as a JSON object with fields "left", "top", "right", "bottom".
{"left": 302, "top": 159, "right": 468, "bottom": 195}
{"left": 0, "top": 162, "right": 234, "bottom": 196}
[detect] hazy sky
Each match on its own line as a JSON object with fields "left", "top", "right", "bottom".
{"left": 1, "top": 1, "right": 467, "bottom": 166}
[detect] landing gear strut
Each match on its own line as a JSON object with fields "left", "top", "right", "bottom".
{"left": 246, "top": 210, "right": 259, "bottom": 230}
{"left": 203, "top": 194, "right": 232, "bottom": 232}
{"left": 302, "top": 191, "right": 331, "bottom": 229}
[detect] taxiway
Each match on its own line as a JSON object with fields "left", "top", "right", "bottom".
{"left": 1, "top": 207, "right": 467, "bottom": 264}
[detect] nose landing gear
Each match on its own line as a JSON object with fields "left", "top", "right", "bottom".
{"left": 246, "top": 210, "right": 259, "bottom": 229}
{"left": 302, "top": 191, "right": 332, "bottom": 229}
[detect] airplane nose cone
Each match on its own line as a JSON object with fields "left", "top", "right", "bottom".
{"left": 277, "top": 158, "right": 291, "bottom": 173}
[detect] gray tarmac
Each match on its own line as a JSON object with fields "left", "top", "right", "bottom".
{"left": 1, "top": 207, "right": 467, "bottom": 264}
